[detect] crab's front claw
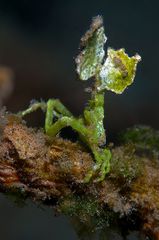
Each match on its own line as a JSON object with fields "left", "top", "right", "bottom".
{"left": 83, "top": 148, "right": 111, "bottom": 183}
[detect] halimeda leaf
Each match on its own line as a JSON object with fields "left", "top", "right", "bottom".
{"left": 76, "top": 16, "right": 107, "bottom": 81}
{"left": 98, "top": 48, "right": 141, "bottom": 94}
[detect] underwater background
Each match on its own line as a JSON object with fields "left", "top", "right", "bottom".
{"left": 0, "top": 0, "right": 158, "bottom": 239}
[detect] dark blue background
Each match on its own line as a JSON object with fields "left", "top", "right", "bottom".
{"left": 0, "top": 0, "right": 158, "bottom": 239}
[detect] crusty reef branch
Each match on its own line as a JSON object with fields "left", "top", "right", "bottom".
{"left": 0, "top": 112, "right": 159, "bottom": 238}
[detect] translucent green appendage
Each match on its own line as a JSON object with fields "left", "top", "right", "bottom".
{"left": 97, "top": 48, "right": 141, "bottom": 94}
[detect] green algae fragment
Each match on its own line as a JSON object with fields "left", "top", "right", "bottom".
{"left": 120, "top": 125, "right": 159, "bottom": 157}
{"left": 98, "top": 48, "right": 141, "bottom": 94}
{"left": 59, "top": 195, "right": 99, "bottom": 218}
{"left": 76, "top": 16, "right": 107, "bottom": 81}
{"left": 75, "top": 16, "right": 141, "bottom": 93}
{"left": 58, "top": 194, "right": 115, "bottom": 230}
{"left": 110, "top": 145, "right": 141, "bottom": 183}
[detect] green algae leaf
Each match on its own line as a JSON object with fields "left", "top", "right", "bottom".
{"left": 98, "top": 48, "right": 141, "bottom": 94}
{"left": 76, "top": 16, "right": 107, "bottom": 80}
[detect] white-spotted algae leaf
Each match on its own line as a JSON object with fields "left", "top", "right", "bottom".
{"left": 76, "top": 16, "right": 107, "bottom": 81}
{"left": 98, "top": 48, "right": 141, "bottom": 94}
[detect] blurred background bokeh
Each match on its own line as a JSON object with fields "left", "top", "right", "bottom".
{"left": 0, "top": 0, "right": 158, "bottom": 239}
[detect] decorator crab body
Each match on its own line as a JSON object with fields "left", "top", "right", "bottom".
{"left": 20, "top": 16, "right": 141, "bottom": 182}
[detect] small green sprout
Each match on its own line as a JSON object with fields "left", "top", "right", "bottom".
{"left": 19, "top": 16, "right": 141, "bottom": 183}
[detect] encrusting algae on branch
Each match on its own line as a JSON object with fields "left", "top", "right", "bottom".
{"left": 0, "top": 112, "right": 159, "bottom": 238}
{"left": 0, "top": 16, "right": 158, "bottom": 239}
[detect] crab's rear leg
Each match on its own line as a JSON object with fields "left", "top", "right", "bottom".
{"left": 19, "top": 98, "right": 72, "bottom": 119}
{"left": 45, "top": 113, "right": 88, "bottom": 137}
{"left": 18, "top": 101, "right": 47, "bottom": 117}
{"left": 45, "top": 99, "right": 73, "bottom": 133}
